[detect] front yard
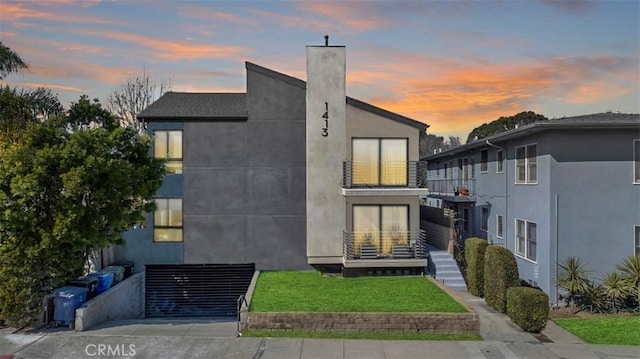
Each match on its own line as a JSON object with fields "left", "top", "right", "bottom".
{"left": 553, "top": 316, "right": 640, "bottom": 345}
{"left": 249, "top": 271, "right": 468, "bottom": 313}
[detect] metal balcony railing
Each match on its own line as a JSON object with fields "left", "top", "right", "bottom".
{"left": 343, "top": 161, "right": 420, "bottom": 188}
{"left": 343, "top": 230, "right": 427, "bottom": 260}
{"left": 426, "top": 179, "right": 476, "bottom": 197}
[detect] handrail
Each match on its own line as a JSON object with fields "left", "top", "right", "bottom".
{"left": 236, "top": 294, "right": 248, "bottom": 337}
{"left": 342, "top": 230, "right": 428, "bottom": 260}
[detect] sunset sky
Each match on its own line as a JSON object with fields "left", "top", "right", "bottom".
{"left": 1, "top": 0, "right": 638, "bottom": 139}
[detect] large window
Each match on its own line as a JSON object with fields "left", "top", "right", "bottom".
{"left": 154, "top": 198, "right": 183, "bottom": 242}
{"left": 496, "top": 150, "right": 504, "bottom": 173}
{"left": 516, "top": 144, "right": 537, "bottom": 184}
{"left": 480, "top": 149, "right": 488, "bottom": 173}
{"left": 497, "top": 214, "right": 503, "bottom": 238}
{"left": 634, "top": 140, "right": 640, "bottom": 184}
{"left": 635, "top": 226, "right": 640, "bottom": 255}
{"left": 154, "top": 130, "right": 183, "bottom": 174}
{"left": 353, "top": 205, "right": 408, "bottom": 255}
{"left": 352, "top": 138, "right": 407, "bottom": 186}
{"left": 516, "top": 219, "right": 536, "bottom": 261}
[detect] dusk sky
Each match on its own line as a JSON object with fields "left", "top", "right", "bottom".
{"left": 1, "top": 0, "right": 638, "bottom": 139}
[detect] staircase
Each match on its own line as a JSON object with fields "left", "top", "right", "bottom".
{"left": 427, "top": 246, "right": 467, "bottom": 291}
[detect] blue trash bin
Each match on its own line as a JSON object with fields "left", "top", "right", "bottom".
{"left": 87, "top": 271, "right": 114, "bottom": 295}
{"left": 52, "top": 286, "right": 89, "bottom": 328}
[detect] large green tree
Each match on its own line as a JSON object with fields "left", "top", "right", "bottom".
{"left": 0, "top": 96, "right": 165, "bottom": 327}
{"left": 466, "top": 111, "right": 548, "bottom": 143}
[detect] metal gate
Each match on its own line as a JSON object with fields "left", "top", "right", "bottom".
{"left": 145, "top": 263, "right": 255, "bottom": 318}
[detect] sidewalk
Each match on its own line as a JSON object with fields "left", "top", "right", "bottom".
{"left": 2, "top": 289, "right": 639, "bottom": 359}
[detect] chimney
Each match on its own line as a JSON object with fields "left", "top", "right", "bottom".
{"left": 306, "top": 37, "right": 346, "bottom": 265}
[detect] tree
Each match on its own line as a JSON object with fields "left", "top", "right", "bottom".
{"left": 617, "top": 255, "right": 640, "bottom": 302}
{"left": 466, "top": 111, "right": 548, "bottom": 143}
{"left": 419, "top": 133, "right": 461, "bottom": 158}
{"left": 0, "top": 97, "right": 166, "bottom": 327}
{"left": 106, "top": 69, "right": 172, "bottom": 132}
{"left": 0, "top": 41, "right": 27, "bottom": 80}
{"left": 601, "top": 272, "right": 631, "bottom": 312}
{"left": 556, "top": 256, "right": 591, "bottom": 309}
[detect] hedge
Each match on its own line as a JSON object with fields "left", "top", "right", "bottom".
{"left": 484, "top": 246, "right": 520, "bottom": 313}
{"left": 507, "top": 286, "right": 549, "bottom": 332}
{"left": 465, "top": 237, "right": 488, "bottom": 297}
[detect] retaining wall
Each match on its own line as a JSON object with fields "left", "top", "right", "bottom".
{"left": 75, "top": 272, "right": 144, "bottom": 331}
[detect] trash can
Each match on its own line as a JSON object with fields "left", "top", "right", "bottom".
{"left": 102, "top": 265, "right": 125, "bottom": 284}
{"left": 52, "top": 286, "right": 89, "bottom": 329}
{"left": 86, "top": 271, "right": 114, "bottom": 295}
{"left": 112, "top": 261, "right": 134, "bottom": 279}
{"left": 68, "top": 275, "right": 100, "bottom": 299}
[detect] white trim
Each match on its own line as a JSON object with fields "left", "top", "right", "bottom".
{"left": 514, "top": 143, "right": 538, "bottom": 185}
{"left": 481, "top": 207, "right": 489, "bottom": 232}
{"left": 515, "top": 217, "right": 537, "bottom": 263}
{"left": 496, "top": 214, "right": 503, "bottom": 239}
{"left": 634, "top": 140, "right": 640, "bottom": 184}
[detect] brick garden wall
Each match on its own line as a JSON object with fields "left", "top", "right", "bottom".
{"left": 246, "top": 312, "right": 479, "bottom": 334}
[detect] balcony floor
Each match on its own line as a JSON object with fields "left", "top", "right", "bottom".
{"left": 343, "top": 258, "right": 427, "bottom": 268}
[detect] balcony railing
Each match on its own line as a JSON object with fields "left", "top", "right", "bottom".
{"left": 343, "top": 161, "right": 420, "bottom": 188}
{"left": 426, "top": 179, "right": 476, "bottom": 197}
{"left": 343, "top": 230, "right": 427, "bottom": 260}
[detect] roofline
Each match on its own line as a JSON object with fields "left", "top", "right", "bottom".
{"left": 421, "top": 117, "right": 640, "bottom": 161}
{"left": 246, "top": 62, "right": 428, "bottom": 131}
{"left": 346, "top": 97, "right": 428, "bottom": 131}
{"left": 142, "top": 116, "right": 248, "bottom": 121}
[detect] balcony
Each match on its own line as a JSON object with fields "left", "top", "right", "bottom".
{"left": 342, "top": 161, "right": 428, "bottom": 196}
{"left": 342, "top": 230, "right": 428, "bottom": 268}
{"left": 426, "top": 179, "right": 476, "bottom": 202}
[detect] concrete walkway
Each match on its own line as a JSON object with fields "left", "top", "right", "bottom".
{"left": 2, "top": 289, "right": 639, "bottom": 359}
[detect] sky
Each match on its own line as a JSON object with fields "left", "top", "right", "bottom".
{"left": 1, "top": 0, "right": 638, "bottom": 139}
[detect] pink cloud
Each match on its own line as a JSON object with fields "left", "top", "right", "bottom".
{"left": 0, "top": 2, "right": 120, "bottom": 25}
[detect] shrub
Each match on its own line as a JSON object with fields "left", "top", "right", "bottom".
{"left": 507, "top": 286, "right": 549, "bottom": 332}
{"left": 465, "top": 237, "right": 488, "bottom": 297}
{"left": 484, "top": 246, "right": 520, "bottom": 313}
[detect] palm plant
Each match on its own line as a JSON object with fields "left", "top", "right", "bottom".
{"left": 617, "top": 255, "right": 640, "bottom": 303}
{"left": 601, "top": 272, "right": 631, "bottom": 312}
{"left": 556, "top": 256, "right": 591, "bottom": 309}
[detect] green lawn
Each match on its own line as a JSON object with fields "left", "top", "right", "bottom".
{"left": 553, "top": 316, "right": 640, "bottom": 345}
{"left": 243, "top": 329, "right": 481, "bottom": 341}
{"left": 249, "top": 271, "right": 467, "bottom": 313}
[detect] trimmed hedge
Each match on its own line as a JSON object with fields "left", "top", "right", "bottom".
{"left": 465, "top": 237, "right": 488, "bottom": 297}
{"left": 484, "top": 246, "right": 520, "bottom": 313}
{"left": 507, "top": 286, "right": 549, "bottom": 332}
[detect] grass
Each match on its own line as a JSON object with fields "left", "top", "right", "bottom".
{"left": 249, "top": 271, "right": 467, "bottom": 313}
{"left": 243, "top": 329, "right": 482, "bottom": 341}
{"left": 553, "top": 316, "right": 640, "bottom": 345}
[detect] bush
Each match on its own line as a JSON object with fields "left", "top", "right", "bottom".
{"left": 465, "top": 237, "right": 488, "bottom": 297}
{"left": 507, "top": 286, "right": 549, "bottom": 332}
{"left": 484, "top": 246, "right": 520, "bottom": 313}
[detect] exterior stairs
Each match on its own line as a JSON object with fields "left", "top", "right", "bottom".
{"left": 427, "top": 246, "right": 467, "bottom": 292}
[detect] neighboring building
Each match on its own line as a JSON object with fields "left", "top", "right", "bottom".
{"left": 116, "top": 42, "right": 429, "bottom": 283}
{"left": 422, "top": 113, "right": 640, "bottom": 304}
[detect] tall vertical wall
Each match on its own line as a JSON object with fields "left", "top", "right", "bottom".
{"left": 306, "top": 44, "right": 346, "bottom": 264}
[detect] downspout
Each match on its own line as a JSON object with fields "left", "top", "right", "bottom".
{"left": 555, "top": 194, "right": 559, "bottom": 306}
{"left": 485, "top": 140, "right": 507, "bottom": 247}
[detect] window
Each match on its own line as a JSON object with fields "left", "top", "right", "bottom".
{"left": 480, "top": 149, "right": 488, "bottom": 172}
{"left": 462, "top": 208, "right": 469, "bottom": 233}
{"left": 516, "top": 219, "right": 536, "bottom": 261}
{"left": 154, "top": 198, "right": 183, "bottom": 242}
{"left": 436, "top": 162, "right": 439, "bottom": 177}
{"left": 634, "top": 140, "right": 640, "bottom": 184}
{"left": 635, "top": 226, "right": 640, "bottom": 255}
{"left": 496, "top": 150, "right": 504, "bottom": 173}
{"left": 352, "top": 138, "right": 407, "bottom": 186}
{"left": 154, "top": 130, "right": 183, "bottom": 174}
{"left": 353, "top": 205, "right": 409, "bottom": 255}
{"left": 516, "top": 144, "right": 537, "bottom": 184}
{"left": 497, "top": 215, "right": 503, "bottom": 238}
{"left": 481, "top": 207, "right": 489, "bottom": 231}
{"left": 470, "top": 157, "right": 475, "bottom": 179}
{"left": 444, "top": 163, "right": 448, "bottom": 178}
{"left": 462, "top": 158, "right": 469, "bottom": 181}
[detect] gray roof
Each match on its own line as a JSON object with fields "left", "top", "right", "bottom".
{"left": 422, "top": 113, "right": 640, "bottom": 161}
{"left": 138, "top": 92, "right": 247, "bottom": 120}
{"left": 140, "top": 62, "right": 428, "bottom": 130}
